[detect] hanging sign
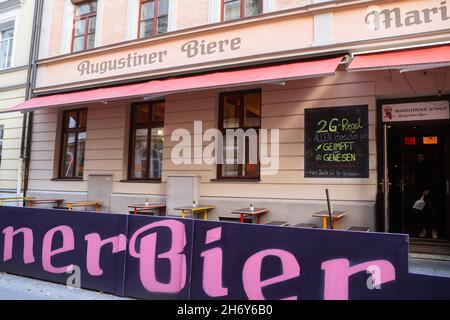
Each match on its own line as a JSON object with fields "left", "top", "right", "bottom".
{"left": 382, "top": 101, "right": 450, "bottom": 122}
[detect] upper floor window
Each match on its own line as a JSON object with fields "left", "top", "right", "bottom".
{"left": 72, "top": 1, "right": 97, "bottom": 52}
{"left": 59, "top": 109, "right": 87, "bottom": 179}
{"left": 0, "top": 22, "right": 14, "bottom": 69}
{"left": 128, "top": 102, "right": 165, "bottom": 180}
{"left": 222, "top": 0, "right": 263, "bottom": 22}
{"left": 139, "top": 0, "right": 169, "bottom": 38}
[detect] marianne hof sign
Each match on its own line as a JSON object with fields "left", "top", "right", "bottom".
{"left": 305, "top": 106, "right": 369, "bottom": 178}
{"left": 382, "top": 101, "right": 450, "bottom": 123}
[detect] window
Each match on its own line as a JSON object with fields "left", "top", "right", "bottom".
{"left": 0, "top": 23, "right": 14, "bottom": 69}
{"left": 59, "top": 109, "right": 87, "bottom": 179}
{"left": 0, "top": 124, "right": 4, "bottom": 165}
{"left": 139, "top": 0, "right": 169, "bottom": 38}
{"left": 129, "top": 101, "right": 165, "bottom": 180}
{"left": 218, "top": 90, "right": 261, "bottom": 179}
{"left": 72, "top": 1, "right": 97, "bottom": 52}
{"left": 222, "top": 0, "right": 263, "bottom": 22}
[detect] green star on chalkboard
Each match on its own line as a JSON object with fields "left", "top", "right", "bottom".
{"left": 315, "top": 154, "right": 322, "bottom": 161}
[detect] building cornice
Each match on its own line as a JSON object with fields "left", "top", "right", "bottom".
{"left": 0, "top": 0, "right": 23, "bottom": 14}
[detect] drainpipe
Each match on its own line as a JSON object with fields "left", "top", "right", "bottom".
{"left": 21, "top": 0, "right": 44, "bottom": 199}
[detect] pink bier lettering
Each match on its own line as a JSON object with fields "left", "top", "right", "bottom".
{"left": 200, "top": 227, "right": 228, "bottom": 297}
{"left": 2, "top": 226, "right": 35, "bottom": 264}
{"left": 85, "top": 233, "right": 127, "bottom": 276}
{"left": 129, "top": 220, "right": 187, "bottom": 294}
{"left": 321, "top": 258, "right": 396, "bottom": 300}
{"left": 42, "top": 225, "right": 75, "bottom": 273}
{"left": 242, "top": 249, "right": 301, "bottom": 300}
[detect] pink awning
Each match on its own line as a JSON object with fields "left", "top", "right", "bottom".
{"left": 2, "top": 56, "right": 343, "bottom": 113}
{"left": 348, "top": 45, "right": 450, "bottom": 72}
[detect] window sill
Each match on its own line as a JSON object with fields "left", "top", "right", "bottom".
{"left": 51, "top": 178, "right": 85, "bottom": 182}
{"left": 210, "top": 178, "right": 261, "bottom": 183}
{"left": 120, "top": 180, "right": 163, "bottom": 184}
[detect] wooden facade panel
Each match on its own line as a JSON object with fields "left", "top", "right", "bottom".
{"left": 86, "top": 128, "right": 125, "bottom": 140}
{"left": 263, "top": 83, "right": 376, "bottom": 105}
{"left": 200, "top": 182, "right": 377, "bottom": 201}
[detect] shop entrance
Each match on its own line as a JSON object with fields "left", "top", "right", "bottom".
{"left": 377, "top": 97, "right": 450, "bottom": 248}
{"left": 386, "top": 124, "right": 449, "bottom": 240}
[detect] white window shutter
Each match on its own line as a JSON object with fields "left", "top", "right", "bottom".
{"left": 263, "top": 0, "right": 275, "bottom": 13}
{"left": 125, "top": 0, "right": 139, "bottom": 40}
{"left": 208, "top": 0, "right": 221, "bottom": 24}
{"left": 60, "top": 0, "right": 74, "bottom": 54}
{"left": 94, "top": 0, "right": 104, "bottom": 47}
{"left": 167, "top": 0, "right": 178, "bottom": 32}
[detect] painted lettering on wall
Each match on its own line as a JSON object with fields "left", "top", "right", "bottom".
{"left": 365, "top": 1, "right": 450, "bottom": 31}
{"left": 77, "top": 37, "right": 242, "bottom": 77}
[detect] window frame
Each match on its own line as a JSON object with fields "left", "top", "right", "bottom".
{"left": 217, "top": 89, "right": 261, "bottom": 180}
{"left": 71, "top": 0, "right": 97, "bottom": 53}
{"left": 137, "top": 0, "right": 169, "bottom": 39}
{"left": 127, "top": 101, "right": 165, "bottom": 181}
{"left": 0, "top": 21, "right": 15, "bottom": 70}
{"left": 221, "top": 0, "right": 263, "bottom": 22}
{"left": 58, "top": 108, "right": 88, "bottom": 179}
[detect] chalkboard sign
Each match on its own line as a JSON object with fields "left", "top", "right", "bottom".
{"left": 304, "top": 105, "right": 369, "bottom": 178}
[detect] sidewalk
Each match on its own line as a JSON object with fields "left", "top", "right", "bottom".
{"left": 0, "top": 272, "right": 130, "bottom": 300}
{"left": 409, "top": 258, "right": 450, "bottom": 278}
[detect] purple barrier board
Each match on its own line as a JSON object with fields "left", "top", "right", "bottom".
{"left": 1, "top": 206, "right": 450, "bottom": 300}
{"left": 189, "top": 221, "right": 409, "bottom": 300}
{"left": 0, "top": 206, "right": 127, "bottom": 295}
{"left": 124, "top": 215, "right": 193, "bottom": 300}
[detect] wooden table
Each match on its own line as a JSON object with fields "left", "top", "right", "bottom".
{"left": 312, "top": 210, "right": 346, "bottom": 229}
{"left": 63, "top": 201, "right": 103, "bottom": 212}
{"left": 128, "top": 204, "right": 166, "bottom": 216}
{"left": 230, "top": 208, "right": 270, "bottom": 224}
{"left": 27, "top": 198, "right": 65, "bottom": 208}
{"left": 173, "top": 205, "right": 216, "bottom": 220}
{"left": 0, "top": 197, "right": 35, "bottom": 206}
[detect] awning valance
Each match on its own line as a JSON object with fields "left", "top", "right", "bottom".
{"left": 2, "top": 56, "right": 343, "bottom": 113}
{"left": 348, "top": 45, "right": 450, "bottom": 73}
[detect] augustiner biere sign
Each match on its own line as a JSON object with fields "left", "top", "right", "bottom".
{"left": 304, "top": 106, "right": 369, "bottom": 178}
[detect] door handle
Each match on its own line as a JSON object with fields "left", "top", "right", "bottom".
{"left": 446, "top": 180, "right": 449, "bottom": 196}
{"left": 378, "top": 178, "right": 385, "bottom": 194}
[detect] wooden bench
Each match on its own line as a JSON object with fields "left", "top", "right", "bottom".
{"left": 294, "top": 223, "right": 318, "bottom": 229}
{"left": 264, "top": 221, "right": 289, "bottom": 226}
{"left": 219, "top": 217, "right": 253, "bottom": 224}
{"left": 347, "top": 226, "right": 371, "bottom": 232}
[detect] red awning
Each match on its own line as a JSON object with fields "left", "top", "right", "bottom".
{"left": 2, "top": 56, "right": 342, "bottom": 113}
{"left": 348, "top": 45, "right": 450, "bottom": 72}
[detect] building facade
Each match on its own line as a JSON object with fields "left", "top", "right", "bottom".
{"left": 3, "top": 0, "right": 450, "bottom": 242}
{"left": 0, "top": 0, "right": 35, "bottom": 198}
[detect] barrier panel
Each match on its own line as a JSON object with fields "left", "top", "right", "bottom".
{"left": 0, "top": 206, "right": 449, "bottom": 300}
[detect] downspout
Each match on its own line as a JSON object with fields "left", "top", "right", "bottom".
{"left": 21, "top": 0, "right": 44, "bottom": 198}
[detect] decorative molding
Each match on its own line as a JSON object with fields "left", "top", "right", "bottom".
{"left": 0, "top": 64, "right": 27, "bottom": 74}
{"left": 0, "top": 83, "right": 26, "bottom": 92}
{"left": 0, "top": 0, "right": 21, "bottom": 14}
